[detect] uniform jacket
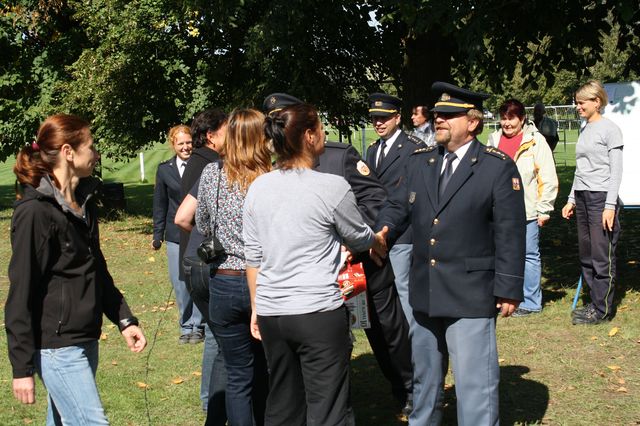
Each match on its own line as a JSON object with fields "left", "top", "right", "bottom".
{"left": 5, "top": 176, "right": 133, "bottom": 378}
{"left": 366, "top": 131, "right": 425, "bottom": 244}
{"left": 153, "top": 155, "right": 184, "bottom": 243}
{"left": 316, "top": 142, "right": 386, "bottom": 227}
{"left": 487, "top": 123, "right": 558, "bottom": 221}
{"left": 315, "top": 142, "right": 393, "bottom": 294}
{"left": 378, "top": 139, "right": 526, "bottom": 317}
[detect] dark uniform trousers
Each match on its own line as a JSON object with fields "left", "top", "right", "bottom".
{"left": 378, "top": 140, "right": 526, "bottom": 425}
{"left": 315, "top": 142, "right": 413, "bottom": 401}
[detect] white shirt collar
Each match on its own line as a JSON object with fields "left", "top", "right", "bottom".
{"left": 441, "top": 139, "right": 473, "bottom": 173}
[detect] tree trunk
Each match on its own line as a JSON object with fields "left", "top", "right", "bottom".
{"left": 401, "top": 29, "right": 455, "bottom": 126}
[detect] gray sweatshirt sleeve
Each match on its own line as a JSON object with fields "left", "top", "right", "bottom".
{"left": 333, "top": 190, "right": 375, "bottom": 253}
{"left": 242, "top": 192, "right": 262, "bottom": 268}
{"left": 606, "top": 146, "right": 623, "bottom": 208}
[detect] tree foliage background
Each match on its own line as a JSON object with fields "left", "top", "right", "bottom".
{"left": 1, "top": 0, "right": 638, "bottom": 160}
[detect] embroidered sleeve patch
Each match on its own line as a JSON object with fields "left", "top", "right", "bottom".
{"left": 512, "top": 178, "right": 521, "bottom": 191}
{"left": 356, "top": 160, "right": 370, "bottom": 176}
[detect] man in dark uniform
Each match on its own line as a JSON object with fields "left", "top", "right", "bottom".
{"left": 366, "top": 93, "right": 425, "bottom": 329}
{"left": 263, "top": 93, "right": 414, "bottom": 416}
{"left": 376, "top": 82, "right": 526, "bottom": 425}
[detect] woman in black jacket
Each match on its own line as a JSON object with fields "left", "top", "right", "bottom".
{"left": 5, "top": 114, "right": 146, "bottom": 424}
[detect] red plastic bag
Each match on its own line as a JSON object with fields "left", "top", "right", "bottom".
{"left": 337, "top": 262, "right": 367, "bottom": 300}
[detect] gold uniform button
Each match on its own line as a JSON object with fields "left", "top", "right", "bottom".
{"left": 429, "top": 238, "right": 436, "bottom": 246}
{"left": 430, "top": 259, "right": 436, "bottom": 266}
{"left": 433, "top": 218, "right": 439, "bottom": 225}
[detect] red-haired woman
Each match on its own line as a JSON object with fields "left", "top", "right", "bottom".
{"left": 5, "top": 114, "right": 146, "bottom": 425}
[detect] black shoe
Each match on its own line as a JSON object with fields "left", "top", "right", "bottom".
{"left": 512, "top": 308, "right": 539, "bottom": 317}
{"left": 572, "top": 305, "right": 609, "bottom": 325}
{"left": 401, "top": 396, "right": 413, "bottom": 418}
{"left": 571, "top": 304, "right": 592, "bottom": 317}
{"left": 189, "top": 329, "right": 205, "bottom": 344}
{"left": 178, "top": 333, "right": 191, "bottom": 345}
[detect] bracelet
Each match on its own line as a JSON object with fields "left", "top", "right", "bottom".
{"left": 118, "top": 316, "right": 139, "bottom": 332}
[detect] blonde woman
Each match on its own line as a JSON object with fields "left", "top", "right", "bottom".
{"left": 562, "top": 80, "right": 623, "bottom": 325}
{"left": 195, "top": 108, "right": 272, "bottom": 426}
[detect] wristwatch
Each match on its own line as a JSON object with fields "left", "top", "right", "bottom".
{"left": 118, "top": 316, "right": 139, "bottom": 332}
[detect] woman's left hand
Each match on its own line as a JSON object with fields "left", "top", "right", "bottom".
{"left": 122, "top": 325, "right": 147, "bottom": 353}
{"left": 537, "top": 214, "right": 550, "bottom": 227}
{"left": 602, "top": 208, "right": 616, "bottom": 231}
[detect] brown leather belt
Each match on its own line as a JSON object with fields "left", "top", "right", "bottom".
{"left": 216, "top": 269, "right": 246, "bottom": 276}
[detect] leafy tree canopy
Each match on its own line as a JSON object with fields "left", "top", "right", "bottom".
{"left": 1, "top": 0, "right": 638, "bottom": 160}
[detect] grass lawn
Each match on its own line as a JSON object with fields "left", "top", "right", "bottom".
{"left": 1, "top": 134, "right": 639, "bottom": 425}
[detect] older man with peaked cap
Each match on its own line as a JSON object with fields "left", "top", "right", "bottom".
{"left": 376, "top": 82, "right": 526, "bottom": 425}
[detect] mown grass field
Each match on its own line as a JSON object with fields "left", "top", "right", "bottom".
{"left": 1, "top": 129, "right": 639, "bottom": 425}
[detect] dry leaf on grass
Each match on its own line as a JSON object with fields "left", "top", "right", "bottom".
{"left": 607, "top": 365, "right": 621, "bottom": 371}
{"left": 111, "top": 360, "right": 118, "bottom": 366}
{"left": 616, "top": 387, "right": 628, "bottom": 393}
{"left": 608, "top": 327, "right": 620, "bottom": 337}
{"left": 567, "top": 385, "right": 576, "bottom": 390}
{"left": 192, "top": 371, "right": 202, "bottom": 377}
{"left": 148, "top": 256, "right": 155, "bottom": 262}
{"left": 136, "top": 382, "right": 149, "bottom": 389}
{"left": 100, "top": 333, "right": 108, "bottom": 340}
{"left": 498, "top": 358, "right": 506, "bottom": 364}
{"left": 23, "top": 419, "right": 33, "bottom": 424}
{"left": 590, "top": 336, "right": 598, "bottom": 341}
{"left": 618, "top": 378, "right": 626, "bottom": 384}
{"left": 172, "top": 377, "right": 184, "bottom": 384}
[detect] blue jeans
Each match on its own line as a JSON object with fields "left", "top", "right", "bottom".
{"left": 34, "top": 340, "right": 108, "bottom": 426}
{"left": 167, "top": 242, "right": 203, "bottom": 334}
{"left": 521, "top": 220, "right": 542, "bottom": 312}
{"left": 209, "top": 273, "right": 268, "bottom": 426}
{"left": 389, "top": 243, "right": 415, "bottom": 327}
{"left": 182, "top": 256, "right": 227, "bottom": 417}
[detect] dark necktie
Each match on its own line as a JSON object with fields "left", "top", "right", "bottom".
{"left": 439, "top": 152, "right": 457, "bottom": 198}
{"left": 376, "top": 140, "right": 387, "bottom": 171}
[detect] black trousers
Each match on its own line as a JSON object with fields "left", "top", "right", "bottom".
{"left": 575, "top": 191, "right": 621, "bottom": 317}
{"left": 258, "top": 307, "right": 352, "bottom": 426}
{"left": 360, "top": 256, "right": 413, "bottom": 401}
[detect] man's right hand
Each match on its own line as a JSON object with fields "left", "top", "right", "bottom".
{"left": 370, "top": 226, "right": 389, "bottom": 266}
{"left": 13, "top": 376, "right": 35, "bottom": 404}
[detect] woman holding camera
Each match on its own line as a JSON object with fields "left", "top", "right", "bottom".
{"left": 6, "top": 114, "right": 146, "bottom": 424}
{"left": 243, "top": 103, "right": 387, "bottom": 425}
{"left": 195, "top": 108, "right": 271, "bottom": 426}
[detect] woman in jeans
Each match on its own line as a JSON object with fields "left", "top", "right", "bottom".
{"left": 487, "top": 99, "right": 558, "bottom": 317}
{"left": 244, "top": 103, "right": 387, "bottom": 425}
{"left": 562, "top": 80, "right": 624, "bottom": 325}
{"left": 195, "top": 108, "right": 271, "bottom": 426}
{"left": 6, "top": 114, "right": 146, "bottom": 425}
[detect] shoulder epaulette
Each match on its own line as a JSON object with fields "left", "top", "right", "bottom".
{"left": 484, "top": 146, "right": 508, "bottom": 160}
{"left": 407, "top": 134, "right": 424, "bottom": 145}
{"left": 411, "top": 145, "right": 437, "bottom": 155}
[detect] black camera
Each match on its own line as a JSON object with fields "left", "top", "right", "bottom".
{"left": 197, "top": 235, "right": 226, "bottom": 263}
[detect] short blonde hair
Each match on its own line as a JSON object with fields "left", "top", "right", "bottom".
{"left": 167, "top": 124, "right": 191, "bottom": 151}
{"left": 576, "top": 80, "right": 608, "bottom": 112}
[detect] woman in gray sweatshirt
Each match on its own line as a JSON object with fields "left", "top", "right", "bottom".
{"left": 243, "top": 103, "right": 386, "bottom": 425}
{"left": 562, "top": 80, "right": 623, "bottom": 325}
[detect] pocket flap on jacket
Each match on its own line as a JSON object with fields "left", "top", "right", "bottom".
{"left": 465, "top": 256, "right": 495, "bottom": 271}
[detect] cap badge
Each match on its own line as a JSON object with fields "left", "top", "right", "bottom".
{"left": 356, "top": 160, "right": 370, "bottom": 176}
{"left": 409, "top": 192, "right": 416, "bottom": 204}
{"left": 270, "top": 96, "right": 276, "bottom": 105}
{"left": 374, "top": 100, "right": 382, "bottom": 106}
{"left": 440, "top": 93, "right": 451, "bottom": 101}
